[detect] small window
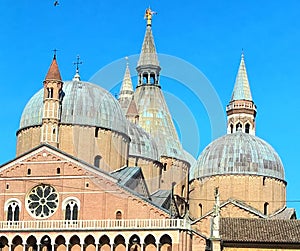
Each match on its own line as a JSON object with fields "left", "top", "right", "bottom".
{"left": 116, "top": 211, "right": 122, "bottom": 220}
{"left": 57, "top": 168, "right": 61, "bottom": 174}
{"left": 6, "top": 184, "right": 9, "bottom": 190}
{"left": 199, "top": 203, "right": 203, "bottom": 217}
{"left": 264, "top": 202, "right": 269, "bottom": 215}
{"left": 47, "top": 88, "right": 53, "bottom": 98}
{"left": 263, "top": 176, "right": 266, "bottom": 186}
{"left": 163, "top": 163, "right": 167, "bottom": 171}
{"left": 181, "top": 185, "right": 185, "bottom": 197}
{"left": 245, "top": 123, "right": 250, "bottom": 134}
{"left": 230, "top": 124, "right": 233, "bottom": 134}
{"left": 94, "top": 155, "right": 102, "bottom": 168}
{"left": 85, "top": 182, "right": 89, "bottom": 188}
{"left": 27, "top": 169, "right": 31, "bottom": 175}
{"left": 236, "top": 123, "right": 242, "bottom": 131}
{"left": 95, "top": 127, "right": 99, "bottom": 138}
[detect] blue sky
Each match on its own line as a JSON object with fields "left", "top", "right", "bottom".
{"left": 1, "top": 1, "right": 300, "bottom": 213}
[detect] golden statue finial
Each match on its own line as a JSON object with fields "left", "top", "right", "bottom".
{"left": 144, "top": 7, "right": 157, "bottom": 26}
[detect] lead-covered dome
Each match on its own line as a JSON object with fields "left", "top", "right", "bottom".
{"left": 191, "top": 131, "right": 285, "bottom": 181}
{"left": 19, "top": 81, "right": 128, "bottom": 135}
{"left": 128, "top": 122, "right": 159, "bottom": 161}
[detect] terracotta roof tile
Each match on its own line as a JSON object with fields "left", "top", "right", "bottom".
{"left": 220, "top": 218, "right": 300, "bottom": 243}
{"left": 45, "top": 56, "right": 62, "bottom": 80}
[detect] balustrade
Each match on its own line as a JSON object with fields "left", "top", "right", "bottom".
{"left": 0, "top": 219, "right": 188, "bottom": 231}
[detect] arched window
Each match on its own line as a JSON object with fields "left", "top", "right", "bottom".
{"left": 143, "top": 74, "right": 148, "bottom": 84}
{"left": 116, "top": 211, "right": 122, "bottom": 220}
{"left": 181, "top": 185, "right": 185, "bottom": 197}
{"left": 263, "top": 176, "right": 266, "bottom": 186}
{"left": 150, "top": 74, "right": 155, "bottom": 84}
{"left": 245, "top": 123, "right": 250, "bottom": 134}
{"left": 47, "top": 88, "right": 53, "bottom": 98}
{"left": 63, "top": 198, "right": 80, "bottom": 221}
{"left": 230, "top": 124, "right": 233, "bottom": 134}
{"left": 199, "top": 203, "right": 203, "bottom": 217}
{"left": 236, "top": 122, "right": 242, "bottom": 132}
{"left": 95, "top": 127, "right": 99, "bottom": 138}
{"left": 264, "top": 202, "right": 269, "bottom": 215}
{"left": 65, "top": 202, "right": 78, "bottom": 220}
{"left": 94, "top": 155, "right": 102, "bottom": 168}
{"left": 5, "top": 200, "right": 21, "bottom": 221}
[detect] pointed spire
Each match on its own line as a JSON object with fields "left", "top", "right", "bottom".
{"left": 231, "top": 52, "right": 252, "bottom": 101}
{"left": 118, "top": 58, "right": 135, "bottom": 114}
{"left": 226, "top": 52, "right": 257, "bottom": 135}
{"left": 45, "top": 52, "right": 62, "bottom": 81}
{"left": 119, "top": 57, "right": 134, "bottom": 99}
{"left": 137, "top": 8, "right": 159, "bottom": 67}
{"left": 126, "top": 98, "right": 139, "bottom": 124}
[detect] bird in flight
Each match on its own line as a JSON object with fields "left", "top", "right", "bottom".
{"left": 54, "top": 1, "right": 59, "bottom": 6}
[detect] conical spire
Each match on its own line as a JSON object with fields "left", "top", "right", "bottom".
{"left": 226, "top": 52, "right": 257, "bottom": 135}
{"left": 119, "top": 58, "right": 134, "bottom": 100}
{"left": 45, "top": 54, "right": 62, "bottom": 81}
{"left": 231, "top": 52, "right": 252, "bottom": 101}
{"left": 118, "top": 59, "right": 134, "bottom": 114}
{"left": 126, "top": 98, "right": 139, "bottom": 124}
{"left": 137, "top": 8, "right": 159, "bottom": 67}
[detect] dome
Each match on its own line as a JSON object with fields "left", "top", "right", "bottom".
{"left": 19, "top": 81, "right": 128, "bottom": 135}
{"left": 191, "top": 131, "right": 285, "bottom": 181}
{"left": 128, "top": 122, "right": 159, "bottom": 161}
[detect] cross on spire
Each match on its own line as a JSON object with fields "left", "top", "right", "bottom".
{"left": 73, "top": 55, "right": 83, "bottom": 72}
{"left": 53, "top": 49, "right": 58, "bottom": 59}
{"left": 72, "top": 55, "right": 82, "bottom": 81}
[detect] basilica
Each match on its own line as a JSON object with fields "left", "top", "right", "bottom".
{"left": 0, "top": 8, "right": 300, "bottom": 251}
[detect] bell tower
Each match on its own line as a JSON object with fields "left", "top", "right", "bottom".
{"left": 226, "top": 53, "right": 257, "bottom": 135}
{"left": 41, "top": 52, "right": 63, "bottom": 147}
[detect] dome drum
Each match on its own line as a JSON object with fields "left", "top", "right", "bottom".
{"left": 17, "top": 80, "right": 130, "bottom": 170}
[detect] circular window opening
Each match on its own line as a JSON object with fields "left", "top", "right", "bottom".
{"left": 26, "top": 184, "right": 59, "bottom": 219}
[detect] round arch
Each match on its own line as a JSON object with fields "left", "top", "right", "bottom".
{"left": 99, "top": 235, "right": 110, "bottom": 251}
{"left": 12, "top": 236, "right": 23, "bottom": 251}
{"left": 159, "top": 235, "right": 172, "bottom": 251}
{"left": 144, "top": 235, "right": 156, "bottom": 251}
{"left": 55, "top": 235, "right": 66, "bottom": 251}
{"left": 84, "top": 235, "right": 95, "bottom": 251}
{"left": 69, "top": 235, "right": 81, "bottom": 251}
{"left": 114, "top": 235, "right": 125, "bottom": 251}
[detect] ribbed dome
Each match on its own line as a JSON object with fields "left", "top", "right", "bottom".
{"left": 19, "top": 81, "right": 128, "bottom": 135}
{"left": 191, "top": 131, "right": 285, "bottom": 181}
{"left": 128, "top": 122, "right": 159, "bottom": 161}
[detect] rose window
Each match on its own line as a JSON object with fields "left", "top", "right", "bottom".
{"left": 26, "top": 184, "right": 58, "bottom": 219}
